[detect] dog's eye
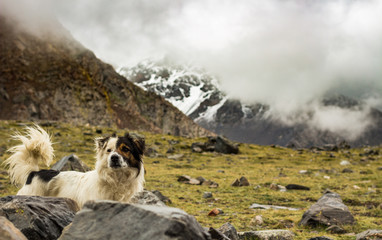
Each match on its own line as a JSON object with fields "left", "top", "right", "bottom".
{"left": 122, "top": 146, "right": 129, "bottom": 152}
{"left": 107, "top": 149, "right": 112, "bottom": 152}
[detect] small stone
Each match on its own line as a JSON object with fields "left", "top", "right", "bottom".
{"left": 203, "top": 192, "right": 213, "bottom": 199}
{"left": 340, "top": 160, "right": 351, "bottom": 166}
{"left": 208, "top": 208, "right": 224, "bottom": 216}
{"left": 308, "top": 237, "right": 334, "bottom": 240}
{"left": 299, "top": 170, "right": 308, "bottom": 174}
{"left": 178, "top": 175, "right": 192, "bottom": 182}
{"left": 250, "top": 215, "right": 263, "bottom": 226}
{"left": 189, "top": 178, "right": 201, "bottom": 185}
{"left": 217, "top": 170, "right": 225, "bottom": 173}
{"left": 231, "top": 179, "right": 240, "bottom": 187}
{"left": 324, "top": 176, "right": 330, "bottom": 179}
{"left": 285, "top": 184, "right": 310, "bottom": 191}
{"left": 326, "top": 225, "right": 347, "bottom": 234}
{"left": 166, "top": 147, "right": 175, "bottom": 154}
{"left": 353, "top": 185, "right": 361, "bottom": 190}
{"left": 239, "top": 176, "right": 250, "bottom": 186}
{"left": 342, "top": 168, "right": 354, "bottom": 173}
{"left": 269, "top": 183, "right": 279, "bottom": 190}
{"left": 238, "top": 230, "right": 294, "bottom": 240}
{"left": 253, "top": 185, "right": 261, "bottom": 190}
{"left": 152, "top": 160, "right": 160, "bottom": 164}
{"left": 377, "top": 166, "right": 382, "bottom": 171}
{"left": 196, "top": 176, "right": 207, "bottom": 184}
{"left": 151, "top": 190, "right": 172, "bottom": 204}
{"left": 356, "top": 229, "right": 382, "bottom": 240}
{"left": 167, "top": 154, "right": 184, "bottom": 160}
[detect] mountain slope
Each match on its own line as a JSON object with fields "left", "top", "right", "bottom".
{"left": 0, "top": 16, "right": 210, "bottom": 137}
{"left": 120, "top": 60, "right": 382, "bottom": 147}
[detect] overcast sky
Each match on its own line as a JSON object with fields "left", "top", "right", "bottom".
{"left": 2, "top": 0, "right": 382, "bottom": 139}
{"left": 52, "top": 1, "right": 382, "bottom": 109}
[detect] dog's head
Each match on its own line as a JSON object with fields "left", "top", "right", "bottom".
{"left": 95, "top": 132, "right": 145, "bottom": 176}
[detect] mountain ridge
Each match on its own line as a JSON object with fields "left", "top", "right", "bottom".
{"left": 120, "top": 60, "right": 382, "bottom": 147}
{"left": 0, "top": 15, "right": 211, "bottom": 138}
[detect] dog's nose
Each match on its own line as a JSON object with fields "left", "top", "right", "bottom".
{"left": 111, "top": 155, "right": 119, "bottom": 163}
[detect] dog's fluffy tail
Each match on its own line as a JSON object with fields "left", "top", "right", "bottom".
{"left": 5, "top": 125, "right": 54, "bottom": 187}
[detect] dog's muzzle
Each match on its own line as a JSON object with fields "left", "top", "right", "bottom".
{"left": 110, "top": 154, "right": 122, "bottom": 168}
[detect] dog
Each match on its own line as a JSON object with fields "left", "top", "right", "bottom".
{"left": 5, "top": 124, "right": 145, "bottom": 207}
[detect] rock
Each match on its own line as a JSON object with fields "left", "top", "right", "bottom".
{"left": 191, "top": 142, "right": 205, "bottom": 153}
{"left": 269, "top": 183, "right": 286, "bottom": 191}
{"left": 59, "top": 200, "right": 210, "bottom": 240}
{"left": 342, "top": 168, "right": 354, "bottom": 173}
{"left": 338, "top": 141, "right": 351, "bottom": 150}
{"left": 326, "top": 225, "right": 346, "bottom": 234}
{"left": 0, "top": 216, "right": 27, "bottom": 240}
{"left": 249, "top": 203, "right": 299, "bottom": 211}
{"left": 166, "top": 147, "right": 175, "bottom": 154}
{"left": 0, "top": 195, "right": 79, "bottom": 240}
{"left": 238, "top": 230, "right": 294, "bottom": 240}
{"left": 191, "top": 136, "right": 239, "bottom": 154}
{"left": 203, "top": 192, "right": 213, "bottom": 199}
{"left": 210, "top": 136, "right": 239, "bottom": 154}
{"left": 168, "top": 154, "right": 184, "bottom": 160}
{"left": 299, "top": 170, "right": 308, "bottom": 174}
{"left": 145, "top": 147, "right": 158, "bottom": 158}
{"left": 299, "top": 192, "right": 355, "bottom": 227}
{"left": 308, "top": 237, "right": 334, "bottom": 240}
{"left": 356, "top": 229, "right": 382, "bottom": 240}
{"left": 51, "top": 154, "right": 90, "bottom": 172}
{"left": 151, "top": 190, "right": 172, "bottom": 204}
{"left": 208, "top": 208, "right": 224, "bottom": 216}
{"left": 208, "top": 227, "right": 230, "bottom": 240}
{"left": 250, "top": 215, "right": 263, "bottom": 226}
{"left": 340, "top": 160, "right": 351, "bottom": 166}
{"left": 196, "top": 176, "right": 207, "bottom": 184}
{"left": 178, "top": 175, "right": 192, "bottom": 182}
{"left": 231, "top": 177, "right": 249, "bottom": 187}
{"left": 378, "top": 166, "right": 382, "bottom": 171}
{"left": 231, "top": 179, "right": 240, "bottom": 187}
{"left": 130, "top": 190, "right": 166, "bottom": 206}
{"left": 285, "top": 184, "right": 310, "bottom": 191}
{"left": 360, "top": 149, "right": 379, "bottom": 156}
{"left": 218, "top": 222, "right": 239, "bottom": 240}
{"left": 322, "top": 144, "right": 339, "bottom": 152}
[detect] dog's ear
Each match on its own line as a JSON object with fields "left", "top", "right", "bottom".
{"left": 95, "top": 136, "right": 110, "bottom": 152}
{"left": 127, "top": 133, "right": 145, "bottom": 155}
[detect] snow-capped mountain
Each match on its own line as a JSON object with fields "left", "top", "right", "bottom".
{"left": 119, "top": 61, "right": 382, "bottom": 147}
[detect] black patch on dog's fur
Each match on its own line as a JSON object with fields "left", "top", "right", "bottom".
{"left": 26, "top": 170, "right": 60, "bottom": 185}
{"left": 117, "top": 133, "right": 145, "bottom": 177}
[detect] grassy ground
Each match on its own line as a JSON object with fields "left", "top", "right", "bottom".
{"left": 0, "top": 120, "right": 381, "bottom": 239}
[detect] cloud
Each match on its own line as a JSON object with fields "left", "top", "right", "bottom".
{"left": 3, "top": 0, "right": 382, "bottom": 138}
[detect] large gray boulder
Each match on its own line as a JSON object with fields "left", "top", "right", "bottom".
{"left": 299, "top": 192, "right": 355, "bottom": 227}
{"left": 59, "top": 200, "right": 211, "bottom": 240}
{"left": 51, "top": 154, "right": 90, "bottom": 172}
{"left": 0, "top": 196, "right": 79, "bottom": 240}
{"left": 0, "top": 216, "right": 27, "bottom": 240}
{"left": 218, "top": 222, "right": 239, "bottom": 240}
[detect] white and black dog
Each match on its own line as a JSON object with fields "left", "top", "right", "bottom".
{"left": 5, "top": 125, "right": 145, "bottom": 207}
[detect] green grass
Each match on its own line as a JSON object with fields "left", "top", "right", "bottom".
{"left": 0, "top": 120, "right": 381, "bottom": 239}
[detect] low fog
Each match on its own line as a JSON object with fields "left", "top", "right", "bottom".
{"left": 2, "top": 0, "right": 382, "bottom": 139}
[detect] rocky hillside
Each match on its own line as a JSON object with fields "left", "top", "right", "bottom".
{"left": 120, "top": 60, "right": 382, "bottom": 147}
{"left": 0, "top": 16, "right": 210, "bottom": 137}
